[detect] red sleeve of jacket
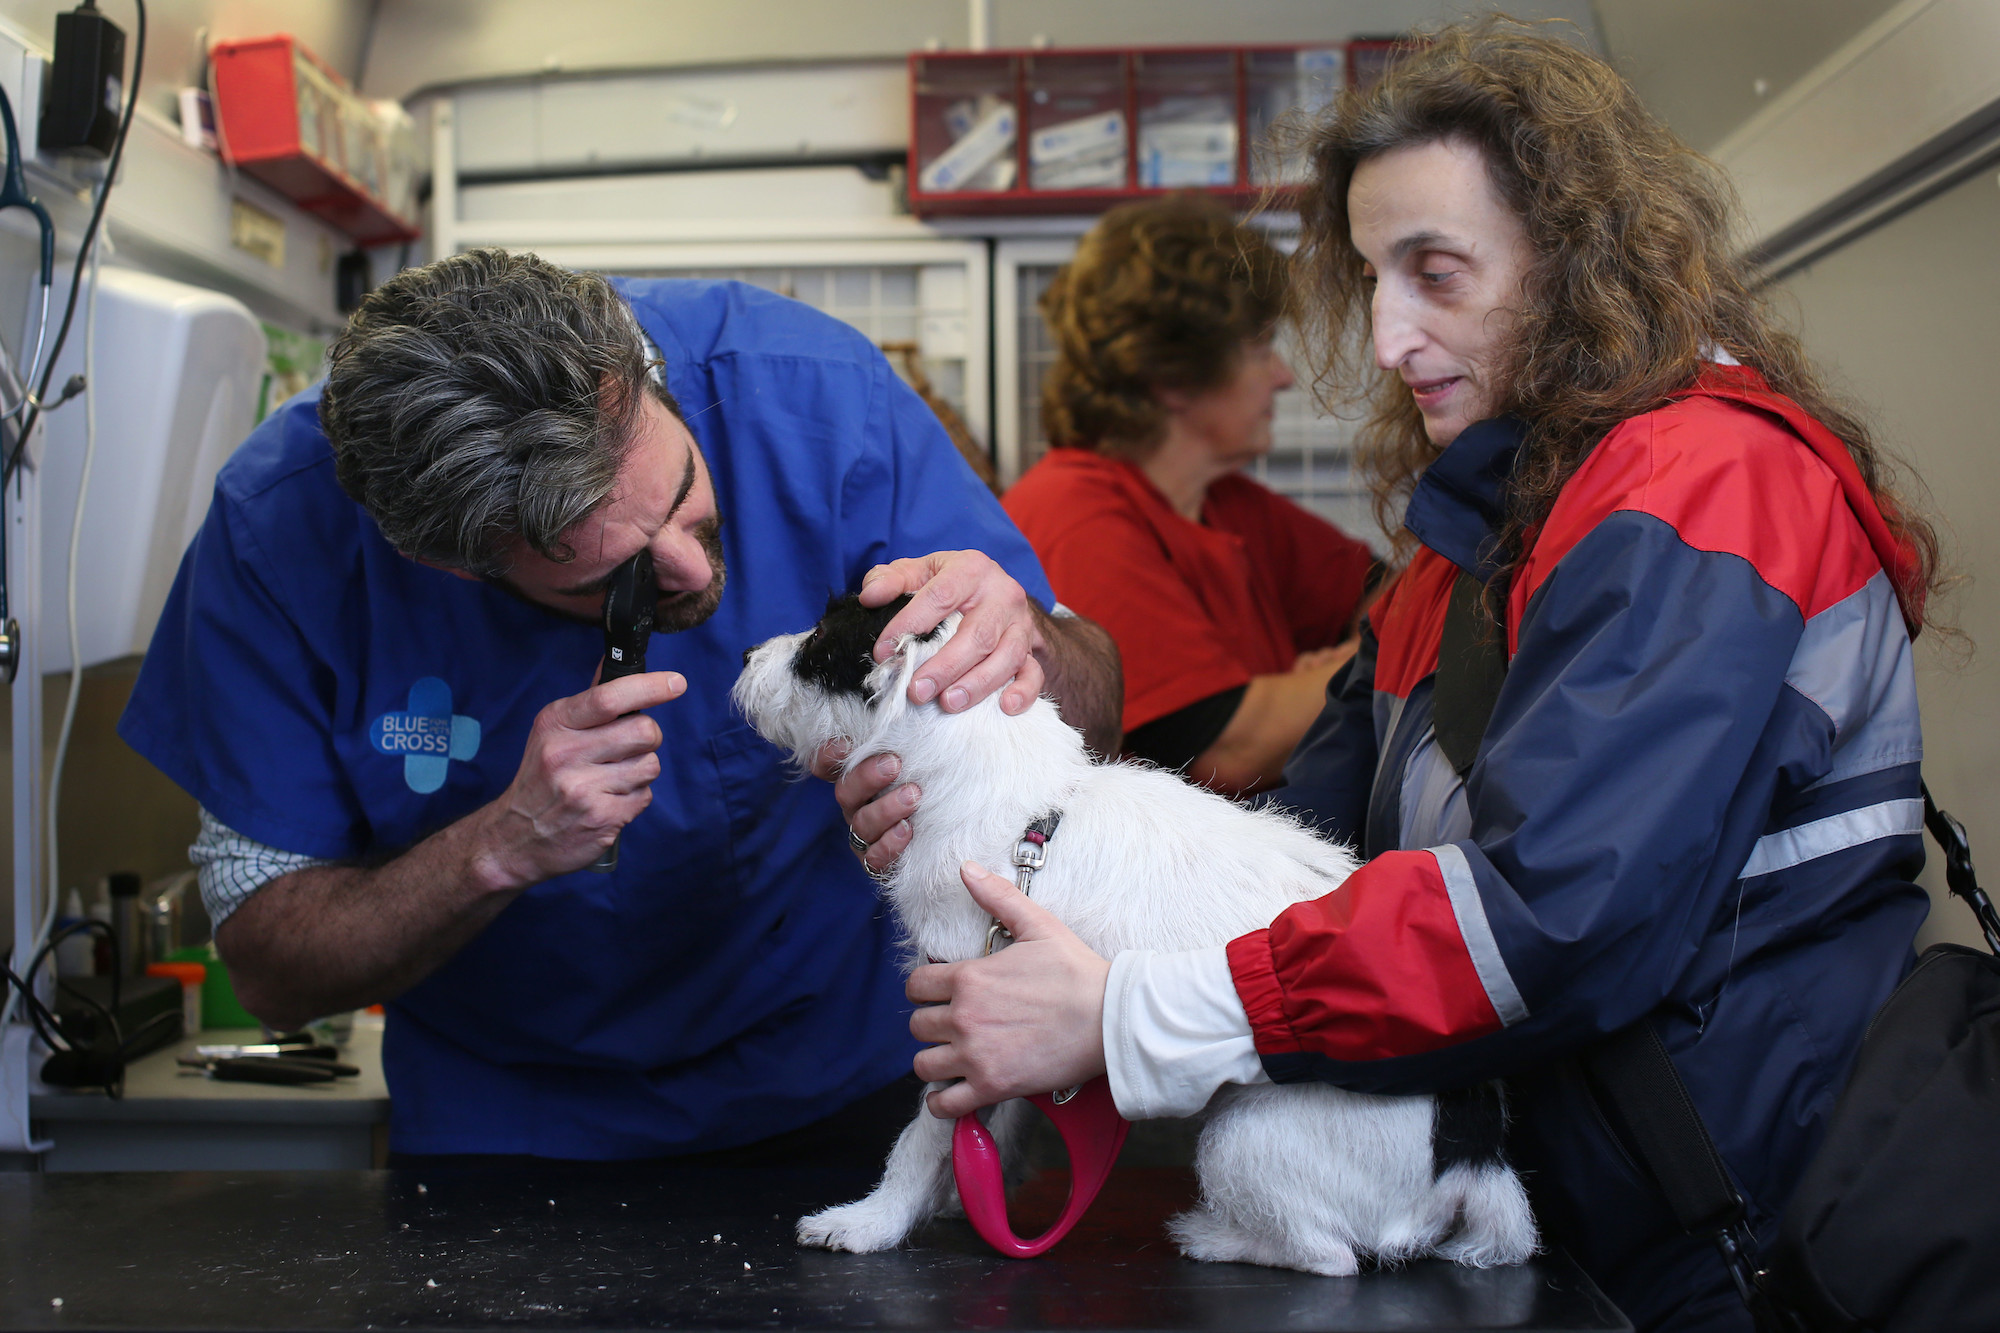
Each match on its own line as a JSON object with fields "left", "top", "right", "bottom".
{"left": 1226, "top": 849, "right": 1504, "bottom": 1061}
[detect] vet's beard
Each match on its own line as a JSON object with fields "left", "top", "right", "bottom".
{"left": 490, "top": 513, "right": 729, "bottom": 632}
{"left": 651, "top": 514, "right": 728, "bottom": 634}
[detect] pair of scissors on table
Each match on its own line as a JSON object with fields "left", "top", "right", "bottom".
{"left": 178, "top": 1038, "right": 361, "bottom": 1086}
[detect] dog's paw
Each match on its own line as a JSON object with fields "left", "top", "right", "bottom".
{"left": 795, "top": 1200, "right": 913, "bottom": 1253}
{"left": 1168, "top": 1207, "right": 1360, "bottom": 1277}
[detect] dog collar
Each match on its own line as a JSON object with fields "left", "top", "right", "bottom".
{"left": 984, "top": 812, "right": 1061, "bottom": 957}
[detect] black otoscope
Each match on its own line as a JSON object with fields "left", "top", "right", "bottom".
{"left": 589, "top": 549, "right": 657, "bottom": 873}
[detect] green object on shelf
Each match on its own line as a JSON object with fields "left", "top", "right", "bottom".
{"left": 164, "top": 943, "right": 259, "bottom": 1030}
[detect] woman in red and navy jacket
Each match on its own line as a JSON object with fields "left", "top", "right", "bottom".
{"left": 861, "top": 22, "right": 1944, "bottom": 1333}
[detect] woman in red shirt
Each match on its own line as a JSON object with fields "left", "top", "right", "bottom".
{"left": 1004, "top": 196, "right": 1377, "bottom": 794}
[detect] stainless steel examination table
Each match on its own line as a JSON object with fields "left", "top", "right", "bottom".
{"left": 0, "top": 1160, "right": 1630, "bottom": 1331}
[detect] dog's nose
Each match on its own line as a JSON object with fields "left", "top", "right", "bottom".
{"left": 742, "top": 646, "right": 755, "bottom": 667}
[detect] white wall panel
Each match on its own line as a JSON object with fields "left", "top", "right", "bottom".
{"left": 1714, "top": 0, "right": 2000, "bottom": 254}
{"left": 449, "top": 61, "right": 906, "bottom": 175}
{"left": 1780, "top": 167, "right": 2000, "bottom": 951}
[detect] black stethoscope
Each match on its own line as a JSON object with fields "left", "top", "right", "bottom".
{"left": 0, "top": 81, "right": 52, "bottom": 684}
{"left": 0, "top": 80, "right": 55, "bottom": 423}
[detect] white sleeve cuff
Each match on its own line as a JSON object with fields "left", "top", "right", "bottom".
{"left": 1101, "top": 945, "right": 1268, "bottom": 1120}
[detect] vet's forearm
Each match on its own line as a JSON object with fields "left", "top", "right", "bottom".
{"left": 1189, "top": 661, "right": 1342, "bottom": 795}
{"left": 215, "top": 803, "right": 528, "bottom": 1030}
{"left": 1036, "top": 609, "right": 1123, "bottom": 757}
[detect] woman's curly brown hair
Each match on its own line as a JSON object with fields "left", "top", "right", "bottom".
{"left": 1041, "top": 194, "right": 1289, "bottom": 458}
{"left": 1291, "top": 18, "right": 1942, "bottom": 628}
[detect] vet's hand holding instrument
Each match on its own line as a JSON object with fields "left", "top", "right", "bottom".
{"left": 590, "top": 548, "right": 658, "bottom": 873}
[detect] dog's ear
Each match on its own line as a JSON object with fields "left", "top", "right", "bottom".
{"left": 867, "top": 610, "right": 962, "bottom": 704}
{"left": 861, "top": 611, "right": 959, "bottom": 712}
{"left": 867, "top": 635, "right": 920, "bottom": 708}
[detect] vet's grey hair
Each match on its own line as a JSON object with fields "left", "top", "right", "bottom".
{"left": 319, "top": 248, "right": 677, "bottom": 576}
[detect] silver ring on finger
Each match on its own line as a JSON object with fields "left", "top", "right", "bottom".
{"left": 848, "top": 827, "right": 869, "bottom": 854}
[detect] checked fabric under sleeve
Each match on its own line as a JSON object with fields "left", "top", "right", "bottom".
{"left": 189, "top": 806, "right": 334, "bottom": 927}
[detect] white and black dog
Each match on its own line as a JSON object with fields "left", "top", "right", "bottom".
{"left": 732, "top": 592, "right": 1537, "bottom": 1276}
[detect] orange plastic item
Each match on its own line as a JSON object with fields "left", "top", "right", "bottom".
{"left": 147, "top": 961, "right": 208, "bottom": 1035}
{"left": 144, "top": 962, "right": 207, "bottom": 987}
{"left": 952, "top": 1075, "right": 1130, "bottom": 1257}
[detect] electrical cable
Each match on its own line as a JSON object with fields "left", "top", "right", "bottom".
{"left": 3, "top": 0, "right": 146, "bottom": 484}
{"left": 0, "top": 1, "right": 145, "bottom": 1036}
{"left": 2, "top": 916, "right": 135, "bottom": 1097}
{"left": 43, "top": 216, "right": 102, "bottom": 950}
{"left": 0, "top": 178, "right": 105, "bottom": 1037}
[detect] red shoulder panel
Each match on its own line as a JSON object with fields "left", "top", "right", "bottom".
{"left": 1511, "top": 383, "right": 1885, "bottom": 643}
{"left": 1368, "top": 548, "right": 1457, "bottom": 700}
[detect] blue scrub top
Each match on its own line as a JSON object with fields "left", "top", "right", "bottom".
{"left": 120, "top": 278, "right": 1055, "bottom": 1158}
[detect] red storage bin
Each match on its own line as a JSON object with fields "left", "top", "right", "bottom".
{"left": 210, "top": 35, "right": 420, "bottom": 245}
{"left": 908, "top": 43, "right": 1350, "bottom": 218}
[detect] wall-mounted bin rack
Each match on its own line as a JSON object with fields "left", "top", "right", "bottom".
{"left": 908, "top": 43, "right": 1351, "bottom": 217}
{"left": 210, "top": 35, "right": 421, "bottom": 245}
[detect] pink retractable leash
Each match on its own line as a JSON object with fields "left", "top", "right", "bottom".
{"left": 951, "top": 1075, "right": 1130, "bottom": 1258}
{"left": 948, "top": 812, "right": 1129, "bottom": 1257}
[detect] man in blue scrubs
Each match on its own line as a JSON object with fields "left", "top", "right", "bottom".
{"left": 119, "top": 250, "right": 1120, "bottom": 1162}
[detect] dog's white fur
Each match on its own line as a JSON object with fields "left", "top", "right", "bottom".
{"left": 733, "top": 609, "right": 1537, "bottom": 1276}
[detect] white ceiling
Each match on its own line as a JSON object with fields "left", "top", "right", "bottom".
{"left": 357, "top": 0, "right": 1603, "bottom": 102}
{"left": 1592, "top": 0, "right": 1904, "bottom": 150}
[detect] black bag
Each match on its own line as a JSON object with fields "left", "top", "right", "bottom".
{"left": 1435, "top": 569, "right": 2000, "bottom": 1332}
{"left": 1768, "top": 926, "right": 2000, "bottom": 1331}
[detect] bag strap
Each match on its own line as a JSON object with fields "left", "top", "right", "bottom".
{"left": 1581, "top": 1027, "right": 1798, "bottom": 1329}
{"left": 1433, "top": 569, "right": 1507, "bottom": 778}
{"left": 1922, "top": 786, "right": 2000, "bottom": 954}
{"left": 1431, "top": 565, "right": 1806, "bottom": 1327}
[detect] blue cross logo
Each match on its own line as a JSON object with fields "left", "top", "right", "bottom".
{"left": 369, "top": 677, "right": 481, "bottom": 794}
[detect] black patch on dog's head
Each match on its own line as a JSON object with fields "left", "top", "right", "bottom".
{"left": 793, "top": 592, "right": 943, "bottom": 699}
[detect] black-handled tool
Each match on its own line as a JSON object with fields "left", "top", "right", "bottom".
{"left": 179, "top": 1055, "right": 345, "bottom": 1085}
{"left": 590, "top": 549, "right": 657, "bottom": 873}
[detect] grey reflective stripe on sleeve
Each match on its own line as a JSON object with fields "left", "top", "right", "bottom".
{"left": 1429, "top": 842, "right": 1530, "bottom": 1027}
{"left": 1050, "top": 602, "right": 1078, "bottom": 619}
{"left": 1785, "top": 570, "right": 1922, "bottom": 789}
{"left": 189, "top": 807, "right": 335, "bottom": 926}
{"left": 1739, "top": 797, "right": 1924, "bottom": 880}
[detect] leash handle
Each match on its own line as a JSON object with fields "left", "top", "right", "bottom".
{"left": 952, "top": 1075, "right": 1130, "bottom": 1258}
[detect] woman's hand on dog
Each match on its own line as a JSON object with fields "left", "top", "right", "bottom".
{"left": 858, "top": 551, "right": 1048, "bottom": 717}
{"left": 907, "top": 862, "right": 1110, "bottom": 1118}
{"left": 812, "top": 741, "right": 918, "bottom": 877}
